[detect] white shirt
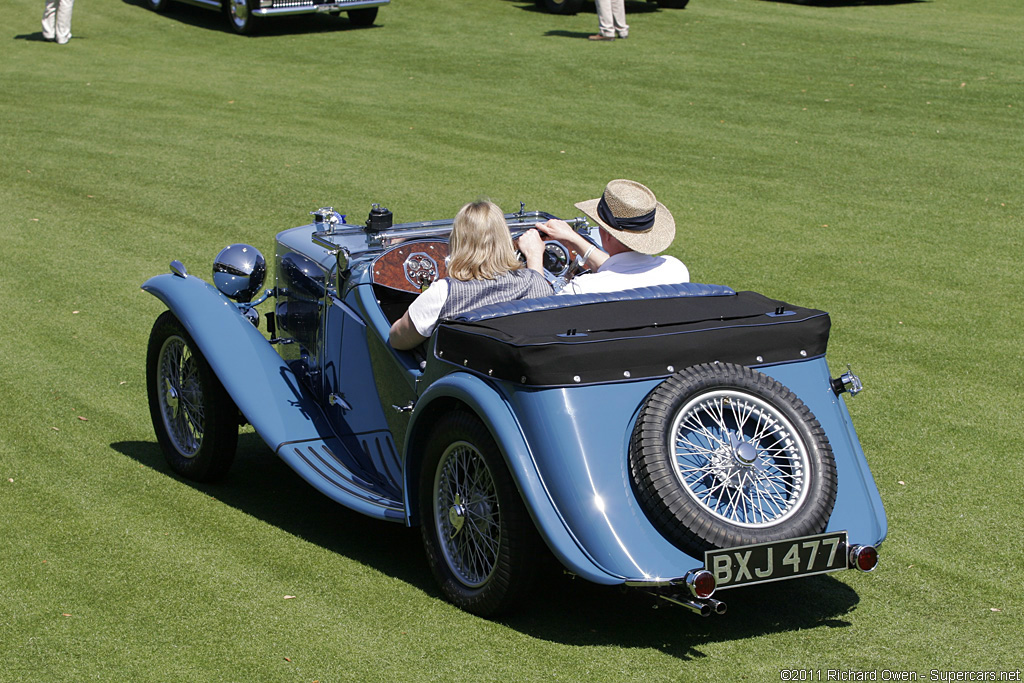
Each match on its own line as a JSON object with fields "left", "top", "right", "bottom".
{"left": 560, "top": 251, "right": 689, "bottom": 295}
{"left": 407, "top": 279, "right": 450, "bottom": 337}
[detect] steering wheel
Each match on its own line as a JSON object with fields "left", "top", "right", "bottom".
{"left": 515, "top": 239, "right": 577, "bottom": 282}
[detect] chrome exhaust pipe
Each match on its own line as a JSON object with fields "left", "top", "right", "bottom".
{"left": 656, "top": 593, "right": 712, "bottom": 617}
{"left": 706, "top": 598, "right": 728, "bottom": 615}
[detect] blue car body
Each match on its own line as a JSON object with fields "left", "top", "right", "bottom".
{"left": 143, "top": 207, "right": 887, "bottom": 614}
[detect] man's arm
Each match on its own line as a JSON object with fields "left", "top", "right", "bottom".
{"left": 534, "top": 220, "right": 608, "bottom": 271}
{"left": 520, "top": 220, "right": 608, "bottom": 276}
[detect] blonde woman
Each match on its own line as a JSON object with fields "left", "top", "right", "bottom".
{"left": 389, "top": 200, "right": 552, "bottom": 350}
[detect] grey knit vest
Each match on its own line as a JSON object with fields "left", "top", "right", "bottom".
{"left": 438, "top": 269, "right": 552, "bottom": 320}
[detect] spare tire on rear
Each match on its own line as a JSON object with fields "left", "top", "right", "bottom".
{"left": 629, "top": 363, "right": 837, "bottom": 556}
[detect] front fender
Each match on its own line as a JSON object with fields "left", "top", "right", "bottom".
{"left": 404, "top": 372, "right": 622, "bottom": 585}
{"left": 142, "top": 272, "right": 331, "bottom": 452}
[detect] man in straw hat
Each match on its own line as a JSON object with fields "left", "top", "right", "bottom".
{"left": 519, "top": 179, "right": 689, "bottom": 295}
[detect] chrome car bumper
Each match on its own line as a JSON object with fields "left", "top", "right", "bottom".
{"left": 253, "top": 0, "right": 388, "bottom": 17}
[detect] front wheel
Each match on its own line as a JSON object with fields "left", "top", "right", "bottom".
{"left": 419, "top": 411, "right": 540, "bottom": 616}
{"left": 536, "top": 0, "right": 584, "bottom": 15}
{"left": 347, "top": 7, "right": 378, "bottom": 26}
{"left": 147, "top": 311, "right": 239, "bottom": 481}
{"left": 224, "top": 0, "right": 259, "bottom": 34}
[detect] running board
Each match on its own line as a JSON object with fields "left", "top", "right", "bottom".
{"left": 277, "top": 436, "right": 404, "bottom": 521}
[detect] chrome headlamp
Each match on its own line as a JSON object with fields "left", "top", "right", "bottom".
{"left": 213, "top": 243, "right": 266, "bottom": 303}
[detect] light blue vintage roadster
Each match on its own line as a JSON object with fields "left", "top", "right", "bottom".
{"left": 142, "top": 204, "right": 887, "bottom": 617}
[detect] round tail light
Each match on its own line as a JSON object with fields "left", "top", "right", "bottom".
{"left": 685, "top": 569, "right": 716, "bottom": 599}
{"left": 849, "top": 544, "right": 879, "bottom": 572}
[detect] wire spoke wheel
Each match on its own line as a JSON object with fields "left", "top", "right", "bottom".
{"left": 434, "top": 440, "right": 501, "bottom": 588}
{"left": 671, "top": 390, "right": 810, "bottom": 528}
{"left": 157, "top": 335, "right": 205, "bottom": 458}
{"left": 147, "top": 311, "right": 238, "bottom": 482}
{"left": 419, "top": 411, "right": 540, "bottom": 616}
{"left": 630, "top": 363, "right": 837, "bottom": 555}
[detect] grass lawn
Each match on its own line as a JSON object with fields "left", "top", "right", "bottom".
{"left": 1, "top": 0, "right": 1021, "bottom": 680}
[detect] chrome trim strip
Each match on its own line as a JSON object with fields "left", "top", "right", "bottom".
{"left": 279, "top": 438, "right": 403, "bottom": 512}
{"left": 253, "top": 0, "right": 387, "bottom": 16}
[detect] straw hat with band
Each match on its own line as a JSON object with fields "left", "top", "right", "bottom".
{"left": 574, "top": 179, "right": 676, "bottom": 255}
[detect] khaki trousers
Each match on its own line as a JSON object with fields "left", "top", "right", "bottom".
{"left": 42, "top": 0, "right": 75, "bottom": 44}
{"left": 596, "top": 0, "right": 629, "bottom": 38}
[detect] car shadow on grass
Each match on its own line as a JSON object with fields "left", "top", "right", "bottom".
{"left": 123, "top": 0, "right": 383, "bottom": 36}
{"left": 113, "top": 434, "right": 862, "bottom": 659}
{"left": 765, "top": 0, "right": 926, "bottom": 6}
{"left": 499, "top": 570, "right": 858, "bottom": 660}
{"left": 505, "top": 0, "right": 661, "bottom": 16}
{"left": 112, "top": 435, "right": 431, "bottom": 590}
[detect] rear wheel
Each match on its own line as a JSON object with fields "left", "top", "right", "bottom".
{"left": 419, "top": 411, "right": 539, "bottom": 616}
{"left": 347, "top": 7, "right": 378, "bottom": 26}
{"left": 147, "top": 311, "right": 238, "bottom": 481}
{"left": 536, "top": 0, "right": 584, "bottom": 15}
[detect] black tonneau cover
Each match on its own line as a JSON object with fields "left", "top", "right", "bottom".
{"left": 434, "top": 291, "right": 830, "bottom": 386}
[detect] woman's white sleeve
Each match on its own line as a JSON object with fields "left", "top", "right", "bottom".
{"left": 406, "top": 279, "right": 449, "bottom": 337}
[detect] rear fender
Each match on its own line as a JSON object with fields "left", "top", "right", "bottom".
{"left": 759, "top": 359, "right": 888, "bottom": 546}
{"left": 142, "top": 272, "right": 331, "bottom": 451}
{"left": 404, "top": 371, "right": 621, "bottom": 585}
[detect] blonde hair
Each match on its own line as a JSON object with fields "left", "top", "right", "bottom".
{"left": 447, "top": 200, "right": 523, "bottom": 281}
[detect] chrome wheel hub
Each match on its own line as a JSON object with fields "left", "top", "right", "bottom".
{"left": 164, "top": 379, "right": 179, "bottom": 418}
{"left": 448, "top": 494, "right": 466, "bottom": 536}
{"left": 708, "top": 433, "right": 765, "bottom": 490}
{"left": 230, "top": 0, "right": 249, "bottom": 23}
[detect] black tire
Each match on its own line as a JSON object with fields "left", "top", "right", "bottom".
{"left": 655, "top": 0, "right": 690, "bottom": 8}
{"left": 224, "top": 0, "right": 259, "bottom": 34}
{"left": 147, "top": 311, "right": 239, "bottom": 482}
{"left": 536, "top": 0, "right": 584, "bottom": 15}
{"left": 144, "top": 0, "right": 172, "bottom": 12}
{"left": 347, "top": 7, "right": 378, "bottom": 27}
{"left": 630, "top": 363, "right": 837, "bottom": 556}
{"left": 419, "top": 411, "right": 540, "bottom": 616}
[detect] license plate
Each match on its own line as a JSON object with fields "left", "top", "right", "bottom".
{"left": 705, "top": 531, "right": 848, "bottom": 590}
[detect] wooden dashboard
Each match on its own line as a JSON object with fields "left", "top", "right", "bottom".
{"left": 370, "top": 237, "right": 583, "bottom": 294}
{"left": 371, "top": 240, "right": 450, "bottom": 293}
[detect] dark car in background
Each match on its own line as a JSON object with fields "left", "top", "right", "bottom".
{"left": 538, "top": 0, "right": 688, "bottom": 15}
{"left": 142, "top": 0, "right": 389, "bottom": 34}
